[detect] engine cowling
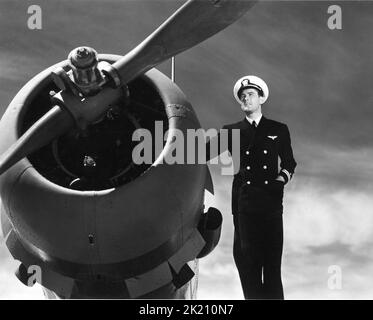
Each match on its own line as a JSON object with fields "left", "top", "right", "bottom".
{"left": 0, "top": 54, "right": 222, "bottom": 298}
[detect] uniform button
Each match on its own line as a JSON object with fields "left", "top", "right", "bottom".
{"left": 246, "top": 151, "right": 250, "bottom": 155}
{"left": 263, "top": 150, "right": 268, "bottom": 154}
{"left": 246, "top": 181, "right": 251, "bottom": 185}
{"left": 246, "top": 166, "right": 250, "bottom": 170}
{"left": 263, "top": 165, "right": 267, "bottom": 169}
{"left": 264, "top": 180, "right": 268, "bottom": 184}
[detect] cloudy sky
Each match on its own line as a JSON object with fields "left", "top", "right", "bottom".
{"left": 1, "top": 0, "right": 373, "bottom": 299}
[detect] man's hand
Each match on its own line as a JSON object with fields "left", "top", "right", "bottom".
{"left": 275, "top": 175, "right": 286, "bottom": 184}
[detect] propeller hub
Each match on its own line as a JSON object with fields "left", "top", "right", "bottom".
{"left": 69, "top": 46, "right": 98, "bottom": 69}
{"left": 67, "top": 46, "right": 104, "bottom": 95}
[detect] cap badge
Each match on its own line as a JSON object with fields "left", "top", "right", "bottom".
{"left": 241, "top": 79, "right": 251, "bottom": 87}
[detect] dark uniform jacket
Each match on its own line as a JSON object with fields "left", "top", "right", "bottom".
{"left": 207, "top": 116, "right": 297, "bottom": 216}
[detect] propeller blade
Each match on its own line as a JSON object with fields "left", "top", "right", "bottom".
{"left": 113, "top": 0, "right": 257, "bottom": 84}
{"left": 0, "top": 106, "right": 74, "bottom": 176}
{"left": 0, "top": 0, "right": 258, "bottom": 176}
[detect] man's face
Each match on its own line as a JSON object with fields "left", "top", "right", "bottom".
{"left": 239, "top": 88, "right": 264, "bottom": 114}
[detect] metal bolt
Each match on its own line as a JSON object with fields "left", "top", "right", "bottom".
{"left": 88, "top": 234, "right": 94, "bottom": 245}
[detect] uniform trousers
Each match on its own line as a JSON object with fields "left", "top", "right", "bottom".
{"left": 233, "top": 210, "right": 284, "bottom": 299}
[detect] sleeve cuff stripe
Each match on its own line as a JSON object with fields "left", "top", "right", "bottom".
{"left": 281, "top": 169, "right": 291, "bottom": 181}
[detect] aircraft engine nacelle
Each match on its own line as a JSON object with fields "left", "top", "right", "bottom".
{"left": 0, "top": 54, "right": 222, "bottom": 299}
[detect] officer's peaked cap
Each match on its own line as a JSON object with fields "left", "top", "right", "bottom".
{"left": 233, "top": 75, "right": 269, "bottom": 104}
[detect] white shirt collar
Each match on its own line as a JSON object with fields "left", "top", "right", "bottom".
{"left": 246, "top": 114, "right": 262, "bottom": 126}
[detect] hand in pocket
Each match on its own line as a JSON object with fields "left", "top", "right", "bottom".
{"left": 269, "top": 180, "right": 284, "bottom": 197}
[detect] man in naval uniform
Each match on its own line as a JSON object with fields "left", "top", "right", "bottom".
{"left": 206, "top": 75, "right": 296, "bottom": 299}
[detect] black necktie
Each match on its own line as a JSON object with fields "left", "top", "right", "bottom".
{"left": 251, "top": 121, "right": 257, "bottom": 129}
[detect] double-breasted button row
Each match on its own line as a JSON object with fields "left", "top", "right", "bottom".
{"left": 245, "top": 150, "right": 268, "bottom": 155}
{"left": 246, "top": 165, "right": 267, "bottom": 170}
{"left": 244, "top": 149, "right": 270, "bottom": 186}
{"left": 246, "top": 180, "right": 269, "bottom": 185}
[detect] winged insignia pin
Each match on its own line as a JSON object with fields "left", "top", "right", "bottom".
{"left": 268, "top": 136, "right": 278, "bottom": 140}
